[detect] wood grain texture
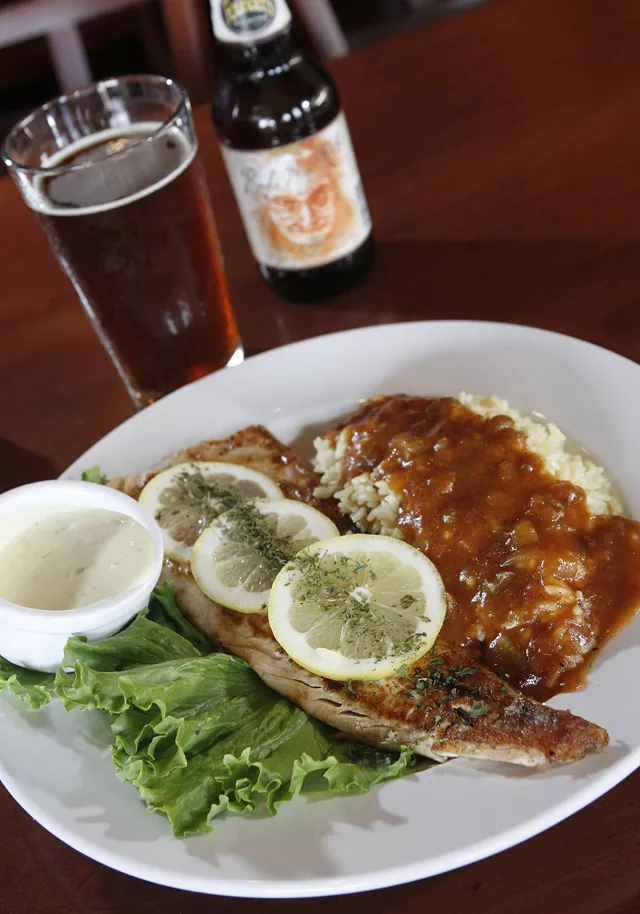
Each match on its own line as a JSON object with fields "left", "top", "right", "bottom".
{"left": 2, "top": 0, "right": 640, "bottom": 910}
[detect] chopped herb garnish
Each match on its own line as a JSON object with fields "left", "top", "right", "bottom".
{"left": 457, "top": 700, "right": 490, "bottom": 725}
{"left": 155, "top": 465, "right": 250, "bottom": 543}
{"left": 399, "top": 594, "right": 418, "bottom": 609}
{"left": 347, "top": 679, "right": 358, "bottom": 696}
{"left": 398, "top": 631, "right": 429, "bottom": 657}
{"left": 404, "top": 655, "right": 482, "bottom": 705}
{"left": 174, "top": 465, "right": 244, "bottom": 518}
{"left": 218, "top": 501, "right": 295, "bottom": 578}
{"left": 451, "top": 666, "right": 477, "bottom": 678}
{"left": 286, "top": 551, "right": 428, "bottom": 663}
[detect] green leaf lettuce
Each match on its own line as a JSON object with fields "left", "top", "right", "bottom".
{"left": 81, "top": 466, "right": 107, "bottom": 484}
{"left": 0, "top": 657, "right": 55, "bottom": 709}
{"left": 5, "top": 585, "right": 419, "bottom": 837}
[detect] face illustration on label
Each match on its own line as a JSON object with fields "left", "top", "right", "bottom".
{"left": 262, "top": 152, "right": 336, "bottom": 247}
{"left": 248, "top": 138, "right": 355, "bottom": 260}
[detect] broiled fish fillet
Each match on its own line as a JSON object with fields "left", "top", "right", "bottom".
{"left": 110, "top": 427, "right": 609, "bottom": 767}
{"left": 167, "top": 566, "right": 608, "bottom": 767}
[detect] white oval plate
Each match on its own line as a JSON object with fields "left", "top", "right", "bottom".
{"left": 1, "top": 321, "right": 640, "bottom": 898}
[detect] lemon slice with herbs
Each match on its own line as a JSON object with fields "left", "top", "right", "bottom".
{"left": 191, "top": 499, "right": 339, "bottom": 613}
{"left": 138, "top": 461, "right": 283, "bottom": 562}
{"left": 268, "top": 534, "right": 447, "bottom": 681}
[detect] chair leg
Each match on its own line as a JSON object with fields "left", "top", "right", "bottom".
{"left": 133, "top": 4, "right": 171, "bottom": 76}
{"left": 46, "top": 24, "right": 92, "bottom": 94}
{"left": 160, "top": 0, "right": 214, "bottom": 105}
{"left": 292, "top": 0, "right": 349, "bottom": 58}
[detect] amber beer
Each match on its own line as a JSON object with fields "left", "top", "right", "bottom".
{"left": 211, "top": 0, "right": 374, "bottom": 302}
{"left": 3, "top": 77, "right": 241, "bottom": 408}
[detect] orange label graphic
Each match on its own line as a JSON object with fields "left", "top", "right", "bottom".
{"left": 221, "top": 114, "right": 371, "bottom": 269}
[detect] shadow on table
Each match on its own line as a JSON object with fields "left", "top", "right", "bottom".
{"left": 240, "top": 239, "right": 640, "bottom": 361}
{"left": 0, "top": 439, "right": 57, "bottom": 491}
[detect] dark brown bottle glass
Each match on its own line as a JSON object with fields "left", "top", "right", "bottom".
{"left": 211, "top": 0, "right": 373, "bottom": 303}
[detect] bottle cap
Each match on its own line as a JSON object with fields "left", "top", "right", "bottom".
{"left": 211, "top": 0, "right": 292, "bottom": 45}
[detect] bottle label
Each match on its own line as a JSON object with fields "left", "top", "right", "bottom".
{"left": 211, "top": 0, "right": 292, "bottom": 44}
{"left": 220, "top": 114, "right": 372, "bottom": 270}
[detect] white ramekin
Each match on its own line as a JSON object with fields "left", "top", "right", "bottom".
{"left": 0, "top": 480, "right": 164, "bottom": 672}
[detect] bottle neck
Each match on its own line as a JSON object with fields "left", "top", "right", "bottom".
{"left": 215, "top": 29, "right": 298, "bottom": 80}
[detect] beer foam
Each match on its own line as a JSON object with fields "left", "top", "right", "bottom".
{"left": 30, "top": 123, "right": 196, "bottom": 217}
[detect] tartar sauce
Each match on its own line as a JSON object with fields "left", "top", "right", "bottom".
{"left": 0, "top": 509, "right": 154, "bottom": 610}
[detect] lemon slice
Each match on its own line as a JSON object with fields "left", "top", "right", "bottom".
{"left": 191, "top": 499, "right": 339, "bottom": 613}
{"left": 138, "top": 461, "right": 283, "bottom": 562}
{"left": 268, "top": 534, "right": 447, "bottom": 681}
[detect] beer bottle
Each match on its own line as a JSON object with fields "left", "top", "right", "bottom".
{"left": 211, "top": 0, "right": 374, "bottom": 302}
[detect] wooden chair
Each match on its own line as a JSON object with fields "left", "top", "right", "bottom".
{"left": 0, "top": 0, "right": 150, "bottom": 95}
{"left": 293, "top": 0, "right": 349, "bottom": 58}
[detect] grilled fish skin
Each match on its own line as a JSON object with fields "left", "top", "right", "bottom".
{"left": 108, "top": 424, "right": 344, "bottom": 526}
{"left": 109, "top": 427, "right": 609, "bottom": 767}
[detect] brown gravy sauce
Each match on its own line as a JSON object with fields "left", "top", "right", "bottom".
{"left": 334, "top": 396, "right": 640, "bottom": 700}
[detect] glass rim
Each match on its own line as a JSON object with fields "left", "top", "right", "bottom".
{"left": 1, "top": 74, "right": 189, "bottom": 176}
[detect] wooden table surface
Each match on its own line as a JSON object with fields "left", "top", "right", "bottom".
{"left": 3, "top": 0, "right": 640, "bottom": 910}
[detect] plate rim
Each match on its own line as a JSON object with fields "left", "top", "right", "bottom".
{"left": 1, "top": 735, "right": 637, "bottom": 899}
{"left": 64, "top": 318, "right": 640, "bottom": 479}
